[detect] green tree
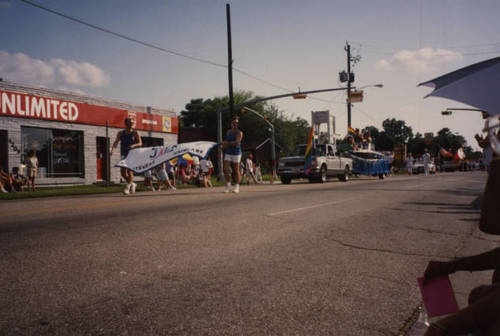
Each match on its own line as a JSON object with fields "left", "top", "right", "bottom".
{"left": 433, "top": 128, "right": 467, "bottom": 152}
{"left": 407, "top": 132, "right": 426, "bottom": 155}
{"left": 374, "top": 131, "right": 393, "bottom": 151}
{"left": 382, "top": 118, "right": 413, "bottom": 145}
{"left": 179, "top": 90, "right": 310, "bottom": 154}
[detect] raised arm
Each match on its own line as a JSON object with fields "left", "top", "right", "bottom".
{"left": 424, "top": 247, "right": 500, "bottom": 282}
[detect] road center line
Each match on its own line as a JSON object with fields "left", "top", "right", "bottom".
{"left": 267, "top": 198, "right": 359, "bottom": 216}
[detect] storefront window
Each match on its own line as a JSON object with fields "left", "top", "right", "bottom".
{"left": 21, "top": 127, "right": 84, "bottom": 178}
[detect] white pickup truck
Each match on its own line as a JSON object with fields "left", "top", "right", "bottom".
{"left": 278, "top": 143, "right": 353, "bottom": 184}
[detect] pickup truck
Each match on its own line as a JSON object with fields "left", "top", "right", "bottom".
{"left": 278, "top": 143, "right": 353, "bottom": 184}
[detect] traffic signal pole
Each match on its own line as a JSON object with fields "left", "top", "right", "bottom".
{"left": 345, "top": 41, "right": 352, "bottom": 129}
{"left": 226, "top": 4, "right": 234, "bottom": 116}
{"left": 217, "top": 3, "right": 235, "bottom": 181}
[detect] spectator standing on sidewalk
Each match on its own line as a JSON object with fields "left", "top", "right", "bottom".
{"left": 243, "top": 154, "right": 258, "bottom": 184}
{"left": 221, "top": 116, "right": 243, "bottom": 193}
{"left": 155, "top": 163, "right": 175, "bottom": 190}
{"left": 110, "top": 117, "right": 142, "bottom": 195}
{"left": 26, "top": 150, "right": 38, "bottom": 191}
{"left": 406, "top": 154, "right": 414, "bottom": 175}
{"left": 165, "top": 160, "right": 176, "bottom": 186}
{"left": 200, "top": 157, "right": 213, "bottom": 187}
{"left": 422, "top": 149, "right": 431, "bottom": 176}
{"left": 143, "top": 169, "right": 156, "bottom": 191}
{"left": 475, "top": 133, "right": 493, "bottom": 172}
{"left": 255, "top": 162, "right": 263, "bottom": 183}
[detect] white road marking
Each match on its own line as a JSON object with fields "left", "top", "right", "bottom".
{"left": 267, "top": 198, "right": 359, "bottom": 216}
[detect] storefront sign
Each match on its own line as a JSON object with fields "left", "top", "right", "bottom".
{"left": 0, "top": 89, "right": 178, "bottom": 134}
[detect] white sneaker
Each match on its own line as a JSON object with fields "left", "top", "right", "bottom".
{"left": 130, "top": 182, "right": 137, "bottom": 194}
{"left": 123, "top": 184, "right": 131, "bottom": 195}
{"left": 170, "top": 186, "right": 176, "bottom": 190}
{"left": 232, "top": 184, "right": 240, "bottom": 193}
{"left": 223, "top": 183, "right": 232, "bottom": 193}
{"left": 1, "top": 187, "right": 8, "bottom": 193}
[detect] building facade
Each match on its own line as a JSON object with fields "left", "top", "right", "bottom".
{"left": 0, "top": 81, "right": 178, "bottom": 185}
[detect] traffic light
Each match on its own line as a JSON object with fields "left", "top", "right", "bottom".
{"left": 339, "top": 71, "right": 348, "bottom": 83}
{"left": 441, "top": 110, "right": 453, "bottom": 115}
{"left": 293, "top": 93, "right": 307, "bottom": 99}
{"left": 339, "top": 71, "right": 355, "bottom": 83}
{"left": 241, "top": 108, "right": 247, "bottom": 114}
{"left": 263, "top": 116, "right": 269, "bottom": 120}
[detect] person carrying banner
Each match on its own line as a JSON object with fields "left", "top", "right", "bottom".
{"left": 221, "top": 116, "right": 243, "bottom": 193}
{"left": 111, "top": 117, "right": 142, "bottom": 195}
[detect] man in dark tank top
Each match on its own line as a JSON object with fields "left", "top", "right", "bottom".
{"left": 111, "top": 117, "right": 142, "bottom": 195}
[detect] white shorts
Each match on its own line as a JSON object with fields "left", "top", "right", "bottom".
{"left": 224, "top": 153, "right": 241, "bottom": 163}
{"left": 155, "top": 169, "right": 168, "bottom": 181}
{"left": 144, "top": 170, "right": 152, "bottom": 178}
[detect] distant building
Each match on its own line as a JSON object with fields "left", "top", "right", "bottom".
{"left": 0, "top": 81, "right": 178, "bottom": 185}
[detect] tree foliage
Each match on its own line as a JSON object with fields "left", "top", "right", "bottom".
{"left": 179, "top": 90, "right": 310, "bottom": 154}
{"left": 382, "top": 118, "right": 413, "bottom": 144}
{"left": 180, "top": 95, "right": 477, "bottom": 160}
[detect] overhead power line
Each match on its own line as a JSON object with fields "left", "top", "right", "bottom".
{"left": 17, "top": 0, "right": 296, "bottom": 95}
{"left": 18, "top": 0, "right": 227, "bottom": 68}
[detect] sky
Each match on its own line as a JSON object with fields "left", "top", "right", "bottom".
{"left": 1, "top": 0, "right": 499, "bottom": 150}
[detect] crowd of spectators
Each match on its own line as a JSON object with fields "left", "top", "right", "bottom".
{"left": 0, "top": 166, "right": 29, "bottom": 193}
{"left": 144, "top": 157, "right": 215, "bottom": 190}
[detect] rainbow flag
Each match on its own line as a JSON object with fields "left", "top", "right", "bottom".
{"left": 303, "top": 127, "right": 315, "bottom": 175}
{"left": 348, "top": 127, "right": 358, "bottom": 137}
{"left": 439, "top": 147, "right": 453, "bottom": 158}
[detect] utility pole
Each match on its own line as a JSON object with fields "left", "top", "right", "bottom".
{"left": 345, "top": 41, "right": 352, "bottom": 129}
{"left": 217, "top": 3, "right": 234, "bottom": 181}
{"left": 226, "top": 4, "right": 234, "bottom": 116}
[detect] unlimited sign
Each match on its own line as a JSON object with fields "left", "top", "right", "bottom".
{"left": 1, "top": 90, "right": 79, "bottom": 121}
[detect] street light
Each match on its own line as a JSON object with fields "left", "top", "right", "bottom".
{"left": 442, "top": 108, "right": 488, "bottom": 119}
{"left": 353, "top": 84, "right": 384, "bottom": 90}
{"left": 241, "top": 106, "right": 277, "bottom": 182}
{"left": 216, "top": 86, "right": 350, "bottom": 180}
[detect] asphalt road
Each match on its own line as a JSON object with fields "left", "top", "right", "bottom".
{"left": 0, "top": 171, "right": 496, "bottom": 335}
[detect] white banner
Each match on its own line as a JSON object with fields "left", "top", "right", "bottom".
{"left": 115, "top": 141, "right": 217, "bottom": 174}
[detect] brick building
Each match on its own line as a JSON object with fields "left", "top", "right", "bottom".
{"left": 0, "top": 81, "right": 178, "bottom": 185}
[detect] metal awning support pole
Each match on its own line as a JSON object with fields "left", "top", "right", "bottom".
{"left": 270, "top": 124, "right": 276, "bottom": 183}
{"left": 216, "top": 107, "right": 224, "bottom": 181}
{"left": 105, "top": 120, "right": 110, "bottom": 187}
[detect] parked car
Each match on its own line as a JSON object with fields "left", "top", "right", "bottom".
{"left": 413, "top": 162, "right": 436, "bottom": 174}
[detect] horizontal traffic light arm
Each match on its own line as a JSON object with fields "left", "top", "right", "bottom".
{"left": 220, "top": 87, "right": 350, "bottom": 112}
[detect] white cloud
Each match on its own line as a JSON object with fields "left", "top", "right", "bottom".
{"left": 0, "top": 51, "right": 110, "bottom": 89}
{"left": 50, "top": 58, "right": 110, "bottom": 87}
{"left": 375, "top": 48, "right": 462, "bottom": 73}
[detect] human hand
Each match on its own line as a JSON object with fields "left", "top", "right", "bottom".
{"left": 423, "top": 260, "right": 455, "bottom": 284}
